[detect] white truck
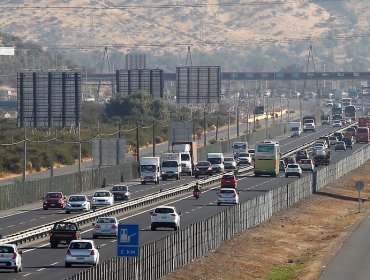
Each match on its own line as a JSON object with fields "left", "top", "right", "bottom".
{"left": 172, "top": 142, "right": 197, "bottom": 176}
{"left": 160, "top": 152, "right": 181, "bottom": 181}
{"left": 232, "top": 142, "right": 248, "bottom": 158}
{"left": 206, "top": 153, "right": 225, "bottom": 173}
{"left": 289, "top": 122, "right": 302, "bottom": 137}
{"left": 139, "top": 157, "right": 160, "bottom": 185}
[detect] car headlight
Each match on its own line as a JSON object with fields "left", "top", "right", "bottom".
{"left": 67, "top": 203, "right": 71, "bottom": 207}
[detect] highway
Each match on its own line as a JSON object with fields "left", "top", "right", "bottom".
{"left": 1, "top": 122, "right": 360, "bottom": 279}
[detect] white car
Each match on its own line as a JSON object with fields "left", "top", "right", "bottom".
{"left": 312, "top": 144, "right": 325, "bottom": 156}
{"left": 0, "top": 244, "right": 22, "bottom": 273}
{"left": 217, "top": 188, "right": 239, "bottom": 205}
{"left": 92, "top": 216, "right": 118, "bottom": 239}
{"left": 224, "top": 157, "right": 237, "bottom": 170}
{"left": 315, "top": 140, "right": 328, "bottom": 149}
{"left": 91, "top": 191, "right": 114, "bottom": 208}
{"left": 237, "top": 152, "right": 252, "bottom": 165}
{"left": 65, "top": 240, "right": 100, "bottom": 267}
{"left": 299, "top": 159, "right": 314, "bottom": 172}
{"left": 150, "top": 206, "right": 181, "bottom": 231}
{"left": 248, "top": 149, "right": 255, "bottom": 160}
{"left": 285, "top": 164, "right": 302, "bottom": 178}
{"left": 65, "top": 195, "right": 91, "bottom": 214}
{"left": 329, "top": 136, "right": 338, "bottom": 146}
{"left": 333, "top": 120, "right": 342, "bottom": 127}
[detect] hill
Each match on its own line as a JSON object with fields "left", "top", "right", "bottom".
{"left": 0, "top": 0, "right": 369, "bottom": 71}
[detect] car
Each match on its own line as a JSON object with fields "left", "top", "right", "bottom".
{"left": 248, "top": 149, "right": 255, "bottom": 160}
{"left": 345, "top": 127, "right": 357, "bottom": 137}
{"left": 111, "top": 184, "right": 131, "bottom": 201}
{"left": 224, "top": 157, "right": 237, "bottom": 170}
{"left": 342, "top": 137, "right": 354, "bottom": 149}
{"left": 92, "top": 216, "right": 118, "bottom": 239}
{"left": 285, "top": 164, "right": 302, "bottom": 178}
{"left": 221, "top": 174, "right": 238, "bottom": 188}
{"left": 332, "top": 120, "right": 342, "bottom": 127}
{"left": 279, "top": 160, "right": 286, "bottom": 172}
{"left": 329, "top": 136, "right": 338, "bottom": 146}
{"left": 315, "top": 140, "right": 328, "bottom": 149}
{"left": 42, "top": 192, "right": 67, "bottom": 210}
{"left": 283, "top": 156, "right": 296, "bottom": 166}
{"left": 236, "top": 152, "right": 252, "bottom": 165}
{"left": 0, "top": 244, "right": 22, "bottom": 273}
{"left": 312, "top": 144, "right": 325, "bottom": 156}
{"left": 150, "top": 206, "right": 181, "bottom": 231}
{"left": 295, "top": 150, "right": 309, "bottom": 162}
{"left": 91, "top": 191, "right": 114, "bottom": 208}
{"left": 333, "top": 132, "right": 344, "bottom": 141}
{"left": 335, "top": 141, "right": 346, "bottom": 151}
{"left": 194, "top": 161, "right": 213, "bottom": 178}
{"left": 299, "top": 159, "right": 314, "bottom": 172}
{"left": 49, "top": 222, "right": 81, "bottom": 248}
{"left": 326, "top": 100, "right": 334, "bottom": 107}
{"left": 217, "top": 188, "right": 239, "bottom": 205}
{"left": 65, "top": 195, "right": 90, "bottom": 214}
{"left": 65, "top": 240, "right": 100, "bottom": 267}
{"left": 318, "top": 136, "right": 330, "bottom": 147}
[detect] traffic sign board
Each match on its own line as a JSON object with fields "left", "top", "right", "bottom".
{"left": 117, "top": 224, "right": 139, "bottom": 257}
{"left": 355, "top": 181, "right": 365, "bottom": 191}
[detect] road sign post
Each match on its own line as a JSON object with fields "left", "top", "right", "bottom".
{"left": 117, "top": 224, "right": 139, "bottom": 257}
{"left": 355, "top": 181, "right": 365, "bottom": 213}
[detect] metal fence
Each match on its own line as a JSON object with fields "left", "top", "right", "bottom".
{"left": 0, "top": 122, "right": 288, "bottom": 210}
{"left": 64, "top": 143, "right": 370, "bottom": 280}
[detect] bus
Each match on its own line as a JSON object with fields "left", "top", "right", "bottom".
{"left": 344, "top": 105, "right": 356, "bottom": 121}
{"left": 331, "top": 104, "right": 343, "bottom": 120}
{"left": 341, "top": 98, "right": 352, "bottom": 107}
{"left": 254, "top": 141, "right": 280, "bottom": 177}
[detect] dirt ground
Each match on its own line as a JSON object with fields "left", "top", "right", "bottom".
{"left": 162, "top": 161, "right": 370, "bottom": 280}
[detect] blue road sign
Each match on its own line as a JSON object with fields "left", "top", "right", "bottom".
{"left": 117, "top": 224, "right": 139, "bottom": 257}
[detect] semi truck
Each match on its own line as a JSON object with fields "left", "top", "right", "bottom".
{"left": 172, "top": 141, "right": 198, "bottom": 176}
{"left": 160, "top": 152, "right": 181, "bottom": 181}
{"left": 139, "top": 157, "right": 160, "bottom": 185}
{"left": 302, "top": 115, "right": 316, "bottom": 132}
{"left": 289, "top": 122, "right": 302, "bottom": 137}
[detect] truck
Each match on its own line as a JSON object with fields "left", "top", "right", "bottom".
{"left": 332, "top": 104, "right": 343, "bottom": 120}
{"left": 357, "top": 117, "right": 370, "bottom": 143}
{"left": 313, "top": 150, "right": 331, "bottom": 167}
{"left": 302, "top": 115, "right": 316, "bottom": 132}
{"left": 289, "top": 122, "right": 302, "bottom": 137}
{"left": 321, "top": 114, "right": 330, "bottom": 125}
{"left": 49, "top": 222, "right": 81, "bottom": 248}
{"left": 232, "top": 141, "right": 248, "bottom": 157}
{"left": 160, "top": 152, "right": 181, "bottom": 181}
{"left": 206, "top": 153, "right": 225, "bottom": 173}
{"left": 358, "top": 117, "right": 370, "bottom": 128}
{"left": 172, "top": 141, "right": 198, "bottom": 176}
{"left": 139, "top": 157, "right": 160, "bottom": 185}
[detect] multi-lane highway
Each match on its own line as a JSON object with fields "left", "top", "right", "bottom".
{"left": 1, "top": 121, "right": 361, "bottom": 279}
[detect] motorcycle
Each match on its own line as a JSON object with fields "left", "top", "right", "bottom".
{"left": 193, "top": 190, "right": 201, "bottom": 200}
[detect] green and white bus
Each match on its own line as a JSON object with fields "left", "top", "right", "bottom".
{"left": 254, "top": 141, "right": 280, "bottom": 177}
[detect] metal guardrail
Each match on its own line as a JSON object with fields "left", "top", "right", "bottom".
{"left": 0, "top": 124, "right": 354, "bottom": 246}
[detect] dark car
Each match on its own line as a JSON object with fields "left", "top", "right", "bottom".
{"left": 333, "top": 132, "right": 344, "bottom": 141}
{"left": 295, "top": 150, "right": 309, "bottom": 162}
{"left": 194, "top": 161, "right": 213, "bottom": 178}
{"left": 283, "top": 156, "right": 296, "bottom": 166}
{"left": 43, "top": 192, "right": 67, "bottom": 210}
{"left": 111, "top": 185, "right": 131, "bottom": 201}
{"left": 345, "top": 127, "right": 357, "bottom": 137}
{"left": 279, "top": 160, "right": 286, "bottom": 172}
{"left": 49, "top": 222, "right": 80, "bottom": 248}
{"left": 335, "top": 141, "right": 346, "bottom": 151}
{"left": 342, "top": 137, "right": 354, "bottom": 149}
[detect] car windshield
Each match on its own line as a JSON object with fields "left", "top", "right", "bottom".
{"left": 224, "top": 158, "right": 234, "bottom": 162}
{"left": 238, "top": 153, "right": 249, "bottom": 157}
{"left": 0, "top": 246, "right": 14, "bottom": 253}
{"left": 223, "top": 175, "right": 234, "bottom": 180}
{"left": 46, "top": 193, "right": 62, "bottom": 198}
{"left": 208, "top": 158, "right": 222, "bottom": 164}
{"left": 97, "top": 217, "right": 116, "bottom": 224}
{"left": 234, "top": 143, "right": 247, "bottom": 149}
{"left": 54, "top": 223, "right": 77, "bottom": 231}
{"left": 162, "top": 161, "right": 178, "bottom": 168}
{"left": 69, "top": 196, "right": 85, "bottom": 202}
{"left": 181, "top": 154, "right": 190, "bottom": 161}
{"left": 112, "top": 185, "right": 128, "bottom": 191}
{"left": 288, "top": 164, "right": 299, "bottom": 168}
{"left": 197, "top": 162, "right": 210, "bottom": 167}
{"left": 300, "top": 160, "right": 310, "bottom": 164}
{"left": 155, "top": 208, "right": 174, "bottom": 214}
{"left": 94, "top": 192, "right": 110, "bottom": 197}
{"left": 220, "top": 189, "right": 236, "bottom": 194}
{"left": 69, "top": 242, "right": 92, "bottom": 250}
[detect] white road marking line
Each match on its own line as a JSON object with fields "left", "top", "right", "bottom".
{"left": 50, "top": 262, "right": 58, "bottom": 266}
{"left": 110, "top": 240, "right": 116, "bottom": 243}
{"left": 101, "top": 243, "right": 107, "bottom": 247}
{"left": 7, "top": 225, "right": 14, "bottom": 228}
{"left": 40, "top": 216, "right": 45, "bottom": 219}
{"left": 36, "top": 268, "right": 45, "bottom": 271}
{"left": 0, "top": 208, "right": 40, "bottom": 219}
{"left": 30, "top": 219, "right": 36, "bottom": 222}
{"left": 22, "top": 243, "right": 50, "bottom": 253}
{"left": 20, "top": 222, "right": 25, "bottom": 224}
{"left": 23, "top": 273, "right": 31, "bottom": 276}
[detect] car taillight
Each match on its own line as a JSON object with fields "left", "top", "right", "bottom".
{"left": 74, "top": 232, "right": 79, "bottom": 238}
{"left": 170, "top": 214, "right": 176, "bottom": 216}
{"left": 90, "top": 250, "right": 96, "bottom": 255}
{"left": 111, "top": 225, "right": 118, "bottom": 229}
{"left": 151, "top": 213, "right": 158, "bottom": 216}
{"left": 95, "top": 225, "right": 101, "bottom": 229}
{"left": 66, "top": 249, "right": 71, "bottom": 255}
{"left": 12, "top": 253, "right": 17, "bottom": 259}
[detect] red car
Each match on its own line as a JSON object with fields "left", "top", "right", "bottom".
{"left": 220, "top": 174, "right": 238, "bottom": 189}
{"left": 43, "top": 192, "right": 67, "bottom": 210}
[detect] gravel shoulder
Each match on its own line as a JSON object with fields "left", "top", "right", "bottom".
{"left": 162, "top": 161, "right": 370, "bottom": 280}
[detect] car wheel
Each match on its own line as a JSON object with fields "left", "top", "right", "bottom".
{"left": 151, "top": 225, "right": 156, "bottom": 231}
{"left": 285, "top": 175, "right": 288, "bottom": 178}
{"left": 43, "top": 207, "right": 47, "bottom": 210}
{"left": 217, "top": 202, "right": 221, "bottom": 206}
{"left": 298, "top": 174, "right": 301, "bottom": 178}
{"left": 66, "top": 211, "right": 70, "bottom": 214}
{"left": 65, "top": 262, "right": 71, "bottom": 268}
{"left": 93, "top": 235, "right": 97, "bottom": 239}
{"left": 195, "top": 175, "right": 198, "bottom": 178}
{"left": 50, "top": 242, "right": 58, "bottom": 248}
{"left": 174, "top": 225, "right": 179, "bottom": 231}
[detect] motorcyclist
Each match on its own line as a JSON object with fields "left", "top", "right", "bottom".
{"left": 193, "top": 183, "right": 201, "bottom": 197}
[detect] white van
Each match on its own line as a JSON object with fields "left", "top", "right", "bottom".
{"left": 206, "top": 153, "right": 225, "bottom": 173}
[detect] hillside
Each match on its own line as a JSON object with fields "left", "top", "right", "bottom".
{"left": 0, "top": 0, "right": 369, "bottom": 71}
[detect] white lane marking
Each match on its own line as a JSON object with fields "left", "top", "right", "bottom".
{"left": 40, "top": 216, "right": 45, "bottom": 219}
{"left": 20, "top": 222, "right": 25, "bottom": 225}
{"left": 30, "top": 219, "right": 36, "bottom": 222}
{"left": 110, "top": 240, "right": 116, "bottom": 243}
{"left": 22, "top": 243, "right": 50, "bottom": 253}
{"left": 0, "top": 208, "right": 40, "bottom": 219}
{"left": 7, "top": 225, "right": 14, "bottom": 228}
{"left": 100, "top": 243, "right": 107, "bottom": 247}
{"left": 23, "top": 273, "right": 31, "bottom": 276}
{"left": 51, "top": 262, "right": 58, "bottom": 266}
{"left": 36, "top": 268, "right": 45, "bottom": 271}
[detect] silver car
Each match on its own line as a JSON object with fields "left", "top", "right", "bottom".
{"left": 0, "top": 244, "right": 22, "bottom": 273}
{"left": 92, "top": 217, "right": 118, "bottom": 239}
{"left": 65, "top": 195, "right": 90, "bottom": 214}
{"left": 224, "top": 157, "right": 237, "bottom": 170}
{"left": 65, "top": 240, "right": 100, "bottom": 267}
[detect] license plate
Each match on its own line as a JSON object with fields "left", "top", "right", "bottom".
{"left": 161, "top": 217, "right": 167, "bottom": 219}
{"left": 0, "top": 263, "right": 6, "bottom": 266}
{"left": 76, "top": 257, "right": 85, "bottom": 261}
{"left": 50, "top": 204, "right": 55, "bottom": 206}
{"left": 102, "top": 230, "right": 110, "bottom": 232}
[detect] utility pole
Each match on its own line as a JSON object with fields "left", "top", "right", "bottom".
{"left": 236, "top": 107, "right": 240, "bottom": 137}
{"left": 152, "top": 121, "right": 155, "bottom": 156}
{"left": 265, "top": 96, "right": 269, "bottom": 138}
{"left": 203, "top": 107, "right": 207, "bottom": 146}
{"left": 136, "top": 121, "right": 139, "bottom": 161}
{"left": 215, "top": 111, "right": 220, "bottom": 142}
{"left": 228, "top": 111, "right": 230, "bottom": 140}
{"left": 22, "top": 128, "right": 27, "bottom": 181}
